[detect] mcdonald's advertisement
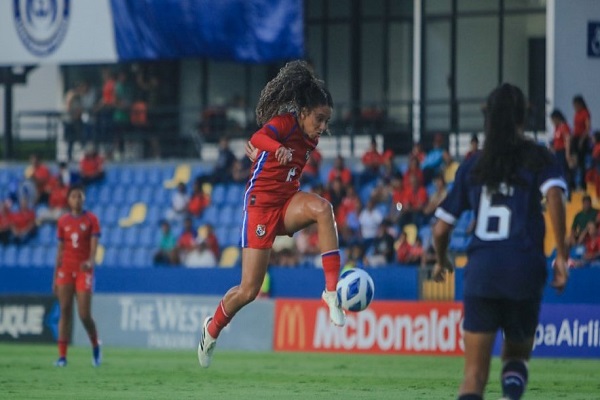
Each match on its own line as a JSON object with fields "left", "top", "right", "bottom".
{"left": 274, "top": 300, "right": 465, "bottom": 355}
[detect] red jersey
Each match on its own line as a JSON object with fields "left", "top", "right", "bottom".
{"left": 553, "top": 122, "right": 571, "bottom": 151}
{"left": 33, "top": 164, "right": 51, "bottom": 191}
{"left": 404, "top": 186, "right": 428, "bottom": 209}
{"left": 57, "top": 211, "right": 101, "bottom": 271}
{"left": 573, "top": 108, "right": 590, "bottom": 137}
{"left": 361, "top": 150, "right": 382, "bottom": 168}
{"left": 246, "top": 113, "right": 317, "bottom": 208}
{"left": 327, "top": 168, "right": 352, "bottom": 185}
{"left": 102, "top": 79, "right": 116, "bottom": 106}
{"left": 49, "top": 186, "right": 69, "bottom": 209}
{"left": 10, "top": 209, "right": 35, "bottom": 231}
{"left": 80, "top": 155, "right": 104, "bottom": 178}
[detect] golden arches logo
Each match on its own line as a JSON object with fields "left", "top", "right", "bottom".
{"left": 276, "top": 304, "right": 305, "bottom": 349}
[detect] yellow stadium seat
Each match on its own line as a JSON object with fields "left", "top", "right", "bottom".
{"left": 95, "top": 244, "right": 105, "bottom": 265}
{"left": 444, "top": 161, "right": 460, "bottom": 184}
{"left": 454, "top": 254, "right": 468, "bottom": 268}
{"left": 163, "top": 164, "right": 191, "bottom": 188}
{"left": 403, "top": 224, "right": 418, "bottom": 245}
{"left": 119, "top": 203, "right": 147, "bottom": 227}
{"left": 219, "top": 246, "right": 240, "bottom": 268}
{"left": 197, "top": 225, "right": 208, "bottom": 240}
{"left": 202, "top": 182, "right": 213, "bottom": 196}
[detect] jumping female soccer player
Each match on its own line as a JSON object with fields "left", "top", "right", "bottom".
{"left": 53, "top": 185, "right": 101, "bottom": 367}
{"left": 198, "top": 61, "right": 345, "bottom": 368}
{"left": 432, "top": 83, "right": 569, "bottom": 400}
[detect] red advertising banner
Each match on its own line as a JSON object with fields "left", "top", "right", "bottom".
{"left": 274, "top": 299, "right": 465, "bottom": 355}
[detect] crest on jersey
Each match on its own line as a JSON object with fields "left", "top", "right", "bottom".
{"left": 256, "top": 224, "right": 266, "bottom": 237}
{"left": 80, "top": 223, "right": 87, "bottom": 231}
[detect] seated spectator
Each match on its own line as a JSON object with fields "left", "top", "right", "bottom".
{"left": 403, "top": 156, "right": 424, "bottom": 188}
{"left": 10, "top": 198, "right": 37, "bottom": 244}
{"left": 577, "top": 221, "right": 600, "bottom": 263}
{"left": 24, "top": 153, "right": 51, "bottom": 204}
{"left": 358, "top": 198, "right": 384, "bottom": 251}
{"left": 587, "top": 131, "right": 600, "bottom": 199}
{"left": 153, "top": 220, "right": 177, "bottom": 265}
{"left": 423, "top": 174, "right": 447, "bottom": 221}
{"left": 399, "top": 174, "right": 428, "bottom": 228}
{"left": 202, "top": 224, "right": 220, "bottom": 261}
{"left": 200, "top": 136, "right": 237, "bottom": 184}
{"left": 296, "top": 224, "right": 320, "bottom": 266}
{"left": 0, "top": 200, "right": 13, "bottom": 245}
{"left": 359, "top": 137, "right": 383, "bottom": 185}
{"left": 45, "top": 161, "right": 75, "bottom": 193}
{"left": 568, "top": 195, "right": 598, "bottom": 246}
{"left": 327, "top": 155, "right": 353, "bottom": 186}
{"left": 165, "top": 182, "right": 190, "bottom": 222}
{"left": 464, "top": 134, "right": 480, "bottom": 160}
{"left": 366, "top": 219, "right": 395, "bottom": 267}
{"left": 188, "top": 179, "right": 210, "bottom": 219}
{"left": 173, "top": 217, "right": 197, "bottom": 264}
{"left": 37, "top": 177, "right": 69, "bottom": 225}
{"left": 324, "top": 177, "right": 346, "bottom": 214}
{"left": 231, "top": 158, "right": 252, "bottom": 184}
{"left": 300, "top": 148, "right": 322, "bottom": 186}
{"left": 407, "top": 237, "right": 424, "bottom": 265}
{"left": 396, "top": 232, "right": 412, "bottom": 264}
{"left": 343, "top": 243, "right": 366, "bottom": 269}
{"left": 379, "top": 151, "right": 399, "bottom": 183}
{"left": 410, "top": 142, "right": 426, "bottom": 164}
{"left": 421, "top": 134, "right": 449, "bottom": 184}
{"left": 336, "top": 185, "right": 361, "bottom": 232}
{"left": 184, "top": 238, "right": 217, "bottom": 268}
{"left": 79, "top": 146, "right": 105, "bottom": 185}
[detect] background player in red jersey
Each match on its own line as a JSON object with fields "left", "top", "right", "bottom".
{"left": 53, "top": 185, "right": 101, "bottom": 367}
{"left": 198, "top": 61, "right": 345, "bottom": 368}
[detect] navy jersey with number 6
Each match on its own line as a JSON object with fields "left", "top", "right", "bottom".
{"left": 435, "top": 149, "right": 567, "bottom": 300}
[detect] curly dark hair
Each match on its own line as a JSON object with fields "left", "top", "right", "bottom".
{"left": 255, "top": 60, "right": 333, "bottom": 126}
{"left": 472, "top": 83, "right": 552, "bottom": 191}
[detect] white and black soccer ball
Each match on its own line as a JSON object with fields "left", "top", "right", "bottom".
{"left": 336, "top": 268, "right": 375, "bottom": 312}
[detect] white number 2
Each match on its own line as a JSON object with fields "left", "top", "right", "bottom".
{"left": 475, "top": 187, "right": 511, "bottom": 241}
{"left": 70, "top": 232, "right": 79, "bottom": 248}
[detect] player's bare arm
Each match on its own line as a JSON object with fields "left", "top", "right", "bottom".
{"left": 53, "top": 241, "right": 64, "bottom": 295}
{"left": 546, "top": 186, "right": 568, "bottom": 293}
{"left": 432, "top": 219, "right": 454, "bottom": 282}
{"left": 81, "top": 236, "right": 99, "bottom": 272}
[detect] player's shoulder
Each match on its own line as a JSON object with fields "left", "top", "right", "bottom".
{"left": 267, "top": 113, "right": 296, "bottom": 130}
{"left": 57, "top": 213, "right": 71, "bottom": 226}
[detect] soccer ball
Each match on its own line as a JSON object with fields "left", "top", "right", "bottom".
{"left": 336, "top": 268, "right": 375, "bottom": 312}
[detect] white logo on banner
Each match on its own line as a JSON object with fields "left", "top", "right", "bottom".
{"left": 0, "top": 305, "right": 45, "bottom": 338}
{"left": 13, "top": 0, "right": 70, "bottom": 57}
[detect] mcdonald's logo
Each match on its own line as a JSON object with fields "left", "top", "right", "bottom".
{"left": 276, "top": 304, "right": 306, "bottom": 349}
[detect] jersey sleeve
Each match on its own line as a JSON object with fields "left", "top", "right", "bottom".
{"left": 250, "top": 114, "right": 293, "bottom": 152}
{"left": 56, "top": 218, "right": 65, "bottom": 241}
{"left": 90, "top": 213, "right": 101, "bottom": 236}
{"left": 435, "top": 162, "right": 470, "bottom": 225}
{"left": 537, "top": 153, "right": 568, "bottom": 196}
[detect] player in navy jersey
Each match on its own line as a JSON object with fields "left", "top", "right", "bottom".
{"left": 197, "top": 61, "right": 345, "bottom": 368}
{"left": 53, "top": 185, "right": 102, "bottom": 367}
{"left": 432, "top": 84, "right": 569, "bottom": 400}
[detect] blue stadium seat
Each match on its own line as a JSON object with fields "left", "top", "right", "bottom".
{"left": 120, "top": 167, "right": 134, "bottom": 185}
{"left": 131, "top": 247, "right": 152, "bottom": 268}
{"left": 125, "top": 186, "right": 140, "bottom": 204}
{"left": 100, "top": 226, "right": 112, "bottom": 247}
{"left": 103, "top": 205, "right": 119, "bottom": 226}
{"left": 106, "top": 227, "right": 125, "bottom": 247}
{"left": 449, "top": 234, "right": 471, "bottom": 252}
{"left": 225, "top": 184, "right": 245, "bottom": 205}
{"left": 98, "top": 186, "right": 112, "bottom": 205}
{"left": 39, "top": 224, "right": 55, "bottom": 246}
{"left": 17, "top": 247, "right": 32, "bottom": 268}
{"left": 145, "top": 205, "right": 162, "bottom": 226}
{"left": 103, "top": 246, "right": 119, "bottom": 267}
{"left": 211, "top": 184, "right": 226, "bottom": 205}
{"left": 0, "top": 246, "right": 4, "bottom": 265}
{"left": 359, "top": 182, "right": 377, "bottom": 204}
{"left": 4, "top": 246, "right": 18, "bottom": 267}
{"left": 105, "top": 168, "right": 120, "bottom": 184}
{"left": 219, "top": 205, "right": 235, "bottom": 227}
{"left": 139, "top": 227, "right": 155, "bottom": 247}
{"left": 124, "top": 227, "right": 140, "bottom": 246}
{"left": 455, "top": 211, "right": 474, "bottom": 235}
{"left": 118, "top": 247, "right": 134, "bottom": 267}
{"left": 227, "top": 227, "right": 241, "bottom": 247}
{"left": 203, "top": 206, "right": 220, "bottom": 226}
{"left": 31, "top": 247, "right": 46, "bottom": 268}
{"left": 154, "top": 187, "right": 170, "bottom": 206}
{"left": 147, "top": 167, "right": 162, "bottom": 185}
{"left": 215, "top": 226, "right": 229, "bottom": 248}
{"left": 138, "top": 187, "right": 153, "bottom": 204}
{"left": 45, "top": 246, "right": 57, "bottom": 267}
{"left": 112, "top": 186, "right": 126, "bottom": 204}
{"left": 133, "top": 168, "right": 147, "bottom": 186}
{"left": 86, "top": 184, "right": 100, "bottom": 201}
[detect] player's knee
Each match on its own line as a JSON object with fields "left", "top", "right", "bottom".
{"left": 313, "top": 198, "right": 334, "bottom": 221}
{"left": 238, "top": 285, "right": 260, "bottom": 305}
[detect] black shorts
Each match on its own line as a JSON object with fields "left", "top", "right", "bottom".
{"left": 463, "top": 296, "right": 541, "bottom": 342}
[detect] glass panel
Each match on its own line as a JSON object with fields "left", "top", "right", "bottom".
{"left": 306, "top": 0, "right": 323, "bottom": 19}
{"left": 327, "top": 24, "right": 351, "bottom": 116}
{"left": 361, "top": 23, "right": 384, "bottom": 104}
{"left": 307, "top": 25, "right": 324, "bottom": 76}
{"left": 207, "top": 62, "right": 245, "bottom": 107}
{"left": 362, "top": 0, "right": 384, "bottom": 17}
{"left": 458, "top": 0, "right": 498, "bottom": 13}
{"left": 388, "top": 22, "right": 413, "bottom": 126}
{"left": 328, "top": 0, "right": 351, "bottom": 18}
{"left": 425, "top": 0, "right": 451, "bottom": 15}
{"left": 505, "top": 0, "right": 546, "bottom": 11}
{"left": 456, "top": 16, "right": 498, "bottom": 99}
{"left": 424, "top": 21, "right": 451, "bottom": 130}
{"left": 391, "top": 0, "right": 414, "bottom": 18}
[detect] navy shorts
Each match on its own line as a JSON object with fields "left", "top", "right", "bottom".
{"left": 463, "top": 296, "right": 541, "bottom": 342}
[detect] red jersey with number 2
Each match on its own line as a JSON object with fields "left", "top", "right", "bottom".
{"left": 57, "top": 211, "right": 101, "bottom": 272}
{"left": 245, "top": 113, "right": 318, "bottom": 208}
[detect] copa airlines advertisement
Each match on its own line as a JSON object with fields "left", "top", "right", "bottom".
{"left": 0, "top": 0, "right": 302, "bottom": 66}
{"left": 274, "top": 300, "right": 600, "bottom": 358}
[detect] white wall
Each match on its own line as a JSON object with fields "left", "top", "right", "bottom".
{"left": 552, "top": 0, "right": 600, "bottom": 130}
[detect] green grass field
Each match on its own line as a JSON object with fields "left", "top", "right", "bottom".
{"left": 1, "top": 344, "right": 599, "bottom": 400}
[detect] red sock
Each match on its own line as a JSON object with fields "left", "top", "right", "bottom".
{"left": 321, "top": 250, "right": 341, "bottom": 292}
{"left": 58, "top": 340, "right": 68, "bottom": 358}
{"left": 88, "top": 333, "right": 99, "bottom": 348}
{"left": 207, "top": 300, "right": 234, "bottom": 339}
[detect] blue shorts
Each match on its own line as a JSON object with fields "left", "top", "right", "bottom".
{"left": 463, "top": 296, "right": 541, "bottom": 342}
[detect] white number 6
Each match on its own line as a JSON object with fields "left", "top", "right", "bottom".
{"left": 475, "top": 187, "right": 511, "bottom": 241}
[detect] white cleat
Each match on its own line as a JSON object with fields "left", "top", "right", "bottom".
{"left": 322, "top": 290, "right": 346, "bottom": 327}
{"left": 197, "top": 317, "right": 217, "bottom": 368}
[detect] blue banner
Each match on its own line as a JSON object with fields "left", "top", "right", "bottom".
{"left": 110, "top": 0, "right": 303, "bottom": 63}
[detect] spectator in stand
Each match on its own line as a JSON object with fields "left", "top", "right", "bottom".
{"left": 327, "top": 155, "right": 353, "bottom": 186}
{"left": 575, "top": 221, "right": 600, "bottom": 263}
{"left": 231, "top": 158, "right": 252, "bottom": 184}
{"left": 79, "top": 146, "right": 105, "bottom": 186}
{"left": 173, "top": 217, "right": 197, "bottom": 265}
{"left": 589, "top": 131, "right": 600, "bottom": 199}
{"left": 359, "top": 137, "right": 383, "bottom": 185}
{"left": 389, "top": 175, "right": 407, "bottom": 226}
{"left": 0, "top": 200, "right": 12, "bottom": 245}
{"left": 421, "top": 133, "right": 449, "bottom": 184}
{"left": 336, "top": 184, "right": 361, "bottom": 232}
{"left": 96, "top": 68, "right": 116, "bottom": 153}
{"left": 212, "top": 136, "right": 237, "bottom": 184}
{"left": 358, "top": 198, "right": 384, "bottom": 252}
{"left": 396, "top": 231, "right": 412, "bottom": 264}
{"left": 344, "top": 243, "right": 366, "bottom": 269}
{"left": 379, "top": 150, "right": 399, "bottom": 183}
{"left": 572, "top": 95, "right": 592, "bottom": 190}
{"left": 153, "top": 220, "right": 177, "bottom": 266}
{"left": 423, "top": 174, "right": 448, "bottom": 222}
{"left": 366, "top": 219, "right": 395, "bottom": 267}
{"left": 10, "top": 198, "right": 36, "bottom": 244}
{"left": 301, "top": 148, "right": 322, "bottom": 186}
{"left": 407, "top": 237, "right": 424, "bottom": 265}
{"left": 399, "top": 174, "right": 428, "bottom": 228}
{"left": 465, "top": 134, "right": 480, "bottom": 160}
{"left": 325, "top": 177, "right": 346, "bottom": 214}
{"left": 295, "top": 224, "right": 321, "bottom": 266}
{"left": 188, "top": 179, "right": 210, "bottom": 219}
{"left": 550, "top": 110, "right": 574, "bottom": 192}
{"left": 185, "top": 238, "right": 218, "bottom": 268}
{"left": 403, "top": 156, "right": 424, "bottom": 188}
{"left": 202, "top": 224, "right": 220, "bottom": 261}
{"left": 26, "top": 153, "right": 51, "bottom": 204}
{"left": 410, "top": 142, "right": 426, "bottom": 164}
{"left": 165, "top": 182, "right": 189, "bottom": 222}
{"left": 37, "top": 177, "right": 69, "bottom": 225}
{"left": 567, "top": 194, "right": 598, "bottom": 246}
